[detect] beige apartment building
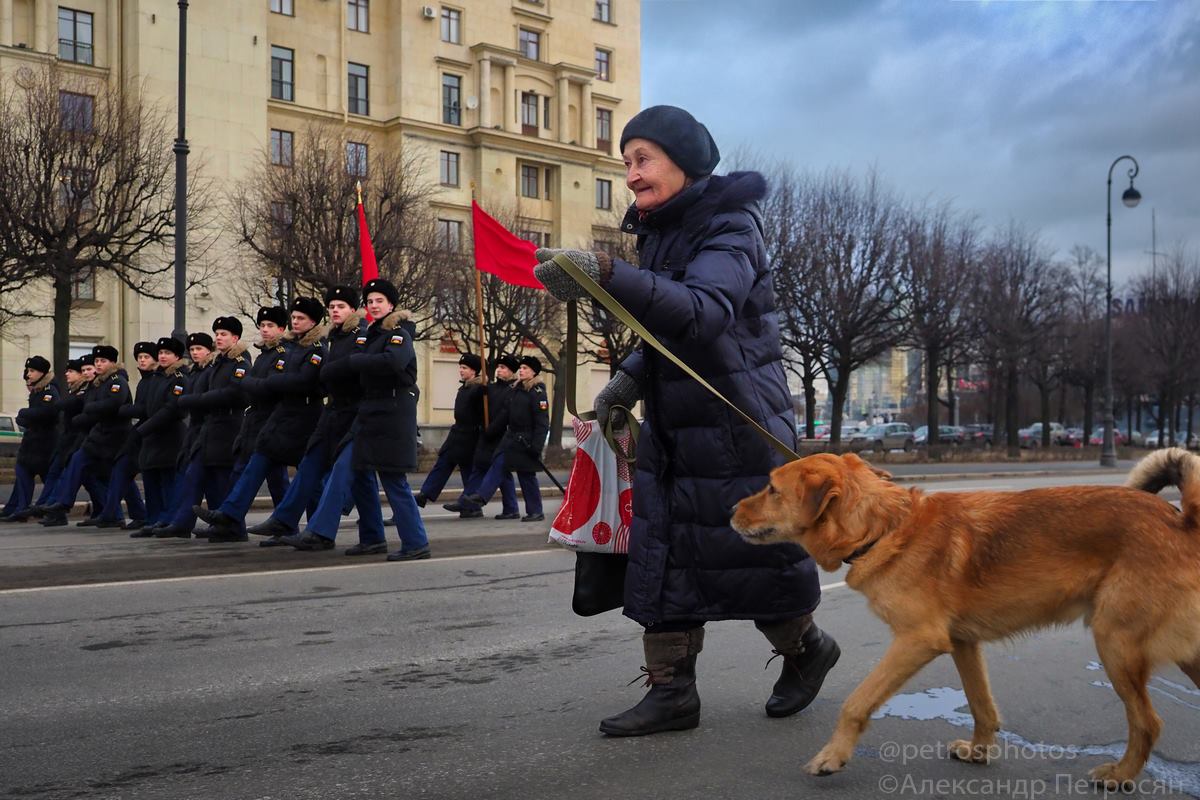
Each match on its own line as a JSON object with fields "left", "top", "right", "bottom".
{"left": 0, "top": 0, "right": 639, "bottom": 426}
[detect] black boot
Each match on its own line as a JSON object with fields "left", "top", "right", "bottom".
{"left": 599, "top": 629, "right": 703, "bottom": 736}
{"left": 758, "top": 617, "right": 840, "bottom": 718}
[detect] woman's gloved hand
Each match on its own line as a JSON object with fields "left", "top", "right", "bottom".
{"left": 595, "top": 370, "right": 641, "bottom": 432}
{"left": 533, "top": 248, "right": 613, "bottom": 301}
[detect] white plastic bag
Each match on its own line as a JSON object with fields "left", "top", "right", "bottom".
{"left": 549, "top": 416, "right": 633, "bottom": 554}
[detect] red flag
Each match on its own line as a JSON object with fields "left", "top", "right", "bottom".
{"left": 357, "top": 199, "right": 379, "bottom": 286}
{"left": 471, "top": 200, "right": 543, "bottom": 289}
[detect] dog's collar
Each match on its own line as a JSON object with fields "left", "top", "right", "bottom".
{"left": 843, "top": 540, "right": 876, "bottom": 565}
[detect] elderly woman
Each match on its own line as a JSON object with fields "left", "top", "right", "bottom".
{"left": 534, "top": 106, "right": 838, "bottom": 736}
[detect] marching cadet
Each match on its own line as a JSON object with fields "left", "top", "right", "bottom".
{"left": 157, "top": 317, "right": 249, "bottom": 539}
{"left": 196, "top": 296, "right": 327, "bottom": 542}
{"left": 0, "top": 356, "right": 59, "bottom": 522}
{"left": 94, "top": 342, "right": 157, "bottom": 529}
{"left": 248, "top": 286, "right": 374, "bottom": 549}
{"left": 229, "top": 306, "right": 292, "bottom": 505}
{"left": 41, "top": 346, "right": 131, "bottom": 527}
{"left": 26, "top": 356, "right": 93, "bottom": 519}
{"left": 128, "top": 337, "right": 189, "bottom": 537}
{"left": 282, "top": 278, "right": 430, "bottom": 560}
{"left": 460, "top": 356, "right": 548, "bottom": 522}
{"left": 414, "top": 353, "right": 485, "bottom": 511}
{"left": 449, "top": 354, "right": 521, "bottom": 520}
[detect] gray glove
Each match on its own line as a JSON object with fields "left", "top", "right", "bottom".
{"left": 533, "top": 248, "right": 613, "bottom": 301}
{"left": 595, "top": 370, "right": 641, "bottom": 432}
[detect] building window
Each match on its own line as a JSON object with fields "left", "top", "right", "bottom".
{"left": 270, "top": 0, "right": 294, "bottom": 16}
{"left": 543, "top": 96, "right": 552, "bottom": 130}
{"left": 544, "top": 167, "right": 553, "bottom": 200}
{"left": 442, "top": 74, "right": 461, "bottom": 125}
{"left": 347, "top": 0, "right": 369, "bottom": 32}
{"left": 271, "top": 201, "right": 294, "bottom": 228}
{"left": 347, "top": 62, "right": 369, "bottom": 115}
{"left": 519, "top": 230, "right": 550, "bottom": 248}
{"left": 58, "top": 167, "right": 95, "bottom": 213}
{"left": 440, "top": 7, "right": 461, "bottom": 43}
{"left": 439, "top": 151, "right": 460, "bottom": 187}
{"left": 57, "top": 8, "right": 93, "bottom": 65}
{"left": 595, "top": 0, "right": 611, "bottom": 23}
{"left": 518, "top": 28, "right": 540, "bottom": 60}
{"left": 521, "top": 92, "right": 538, "bottom": 135}
{"left": 594, "top": 48, "right": 611, "bottom": 81}
{"left": 271, "top": 46, "right": 294, "bottom": 101}
{"left": 270, "top": 129, "right": 294, "bottom": 166}
{"left": 596, "top": 108, "right": 612, "bottom": 153}
{"left": 437, "top": 219, "right": 463, "bottom": 252}
{"left": 596, "top": 179, "right": 612, "bottom": 210}
{"left": 520, "top": 165, "right": 539, "bottom": 199}
{"left": 346, "top": 142, "right": 368, "bottom": 177}
{"left": 59, "top": 91, "right": 94, "bottom": 133}
{"left": 71, "top": 269, "right": 96, "bottom": 301}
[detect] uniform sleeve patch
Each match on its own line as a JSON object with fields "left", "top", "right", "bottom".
{"left": 233, "top": 367, "right": 247, "bottom": 378}
{"left": 110, "top": 384, "right": 121, "bottom": 393}
{"left": 538, "top": 401, "right": 548, "bottom": 410}
{"left": 355, "top": 336, "right": 367, "bottom": 345}
{"left": 274, "top": 359, "right": 285, "bottom": 370}
{"left": 172, "top": 385, "right": 184, "bottom": 395}
{"left": 42, "top": 394, "right": 54, "bottom": 402}
{"left": 309, "top": 353, "right": 323, "bottom": 365}
{"left": 389, "top": 335, "right": 404, "bottom": 345}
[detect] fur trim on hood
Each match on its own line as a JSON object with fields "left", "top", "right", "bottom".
{"left": 463, "top": 375, "right": 487, "bottom": 387}
{"left": 222, "top": 339, "right": 251, "bottom": 361}
{"left": 162, "top": 361, "right": 187, "bottom": 377}
{"left": 377, "top": 308, "right": 412, "bottom": 330}
{"left": 29, "top": 371, "right": 55, "bottom": 392}
{"left": 254, "top": 335, "right": 283, "bottom": 351}
{"left": 68, "top": 376, "right": 89, "bottom": 393}
{"left": 518, "top": 374, "right": 545, "bottom": 391}
{"left": 336, "top": 310, "right": 364, "bottom": 333}
{"left": 283, "top": 323, "right": 328, "bottom": 348}
{"left": 93, "top": 362, "right": 124, "bottom": 384}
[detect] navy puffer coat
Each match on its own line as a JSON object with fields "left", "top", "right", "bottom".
{"left": 604, "top": 171, "right": 820, "bottom": 626}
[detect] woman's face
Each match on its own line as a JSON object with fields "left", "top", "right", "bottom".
{"left": 623, "top": 137, "right": 688, "bottom": 212}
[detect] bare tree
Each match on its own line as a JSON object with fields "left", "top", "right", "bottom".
{"left": 229, "top": 122, "right": 443, "bottom": 332}
{"left": 580, "top": 210, "right": 641, "bottom": 377}
{"left": 1059, "top": 245, "right": 1106, "bottom": 442}
{"left": 0, "top": 65, "right": 213, "bottom": 374}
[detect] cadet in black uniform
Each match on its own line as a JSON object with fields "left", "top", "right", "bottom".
{"left": 448, "top": 354, "right": 520, "bottom": 519}
{"left": 229, "top": 306, "right": 292, "bottom": 507}
{"left": 128, "top": 337, "right": 189, "bottom": 536}
{"left": 414, "top": 353, "right": 485, "bottom": 510}
{"left": 25, "top": 357, "right": 92, "bottom": 519}
{"left": 95, "top": 342, "right": 156, "bottom": 528}
{"left": 0, "top": 356, "right": 59, "bottom": 521}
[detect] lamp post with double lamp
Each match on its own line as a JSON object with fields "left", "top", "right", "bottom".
{"left": 1101, "top": 155, "right": 1141, "bottom": 467}
{"left": 172, "top": 0, "right": 189, "bottom": 346}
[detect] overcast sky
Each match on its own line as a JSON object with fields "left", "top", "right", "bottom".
{"left": 640, "top": 0, "right": 1199, "bottom": 291}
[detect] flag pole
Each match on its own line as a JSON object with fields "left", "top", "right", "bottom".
{"left": 470, "top": 183, "right": 490, "bottom": 428}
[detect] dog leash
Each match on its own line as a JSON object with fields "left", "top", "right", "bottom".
{"left": 555, "top": 254, "right": 800, "bottom": 463}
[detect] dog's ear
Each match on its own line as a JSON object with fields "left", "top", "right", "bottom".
{"left": 802, "top": 473, "right": 837, "bottom": 525}
{"left": 840, "top": 451, "right": 891, "bottom": 481}
{"left": 869, "top": 465, "right": 893, "bottom": 481}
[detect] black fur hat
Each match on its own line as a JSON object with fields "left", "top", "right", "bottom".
{"left": 290, "top": 296, "right": 326, "bottom": 323}
{"left": 518, "top": 355, "right": 542, "bottom": 374}
{"left": 323, "top": 285, "right": 359, "bottom": 308}
{"left": 619, "top": 105, "right": 721, "bottom": 179}
{"left": 458, "top": 353, "right": 482, "bottom": 374}
{"left": 362, "top": 278, "right": 400, "bottom": 307}
{"left": 133, "top": 341, "right": 157, "bottom": 359}
{"left": 79, "top": 353, "right": 95, "bottom": 367}
{"left": 24, "top": 355, "right": 51, "bottom": 374}
{"left": 255, "top": 306, "right": 288, "bottom": 327}
{"left": 156, "top": 336, "right": 185, "bottom": 357}
{"left": 187, "top": 332, "right": 215, "bottom": 351}
{"left": 496, "top": 353, "right": 520, "bottom": 372}
{"left": 66, "top": 358, "right": 84, "bottom": 373}
{"left": 212, "top": 316, "right": 243, "bottom": 337}
{"left": 92, "top": 344, "right": 120, "bottom": 362}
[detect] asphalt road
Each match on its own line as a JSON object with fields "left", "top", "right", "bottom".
{"left": 2, "top": 468, "right": 1198, "bottom": 800}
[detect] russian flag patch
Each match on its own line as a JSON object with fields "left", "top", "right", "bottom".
{"left": 309, "top": 353, "right": 323, "bottom": 365}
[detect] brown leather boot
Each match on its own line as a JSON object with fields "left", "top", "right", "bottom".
{"left": 599, "top": 628, "right": 704, "bottom": 736}
{"left": 757, "top": 615, "right": 840, "bottom": 718}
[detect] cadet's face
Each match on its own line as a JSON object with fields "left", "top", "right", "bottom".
{"left": 214, "top": 330, "right": 237, "bottom": 351}
{"left": 26, "top": 369, "right": 46, "bottom": 383}
{"left": 495, "top": 365, "right": 514, "bottom": 381}
{"left": 93, "top": 357, "right": 113, "bottom": 372}
{"left": 290, "top": 311, "right": 316, "bottom": 334}
{"left": 189, "top": 345, "right": 211, "bottom": 362}
{"left": 458, "top": 365, "right": 476, "bottom": 381}
{"left": 136, "top": 354, "right": 156, "bottom": 370}
{"left": 258, "top": 320, "right": 282, "bottom": 341}
{"left": 623, "top": 138, "right": 688, "bottom": 212}
{"left": 365, "top": 292, "right": 394, "bottom": 319}
{"left": 158, "top": 350, "right": 180, "bottom": 367}
{"left": 517, "top": 365, "right": 534, "bottom": 381}
{"left": 66, "top": 369, "right": 82, "bottom": 383}
{"left": 82, "top": 365, "right": 96, "bottom": 379}
{"left": 327, "top": 300, "right": 353, "bottom": 325}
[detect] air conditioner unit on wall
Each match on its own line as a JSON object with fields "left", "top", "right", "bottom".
{"left": 421, "top": 5, "right": 436, "bottom": 19}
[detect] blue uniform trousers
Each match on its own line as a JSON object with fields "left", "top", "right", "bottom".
{"left": 306, "top": 443, "right": 427, "bottom": 551}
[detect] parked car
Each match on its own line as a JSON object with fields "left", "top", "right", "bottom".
{"left": 962, "top": 423, "right": 994, "bottom": 448}
{"left": 1087, "top": 428, "right": 1128, "bottom": 446}
{"left": 1063, "top": 427, "right": 1086, "bottom": 447}
{"left": 914, "top": 425, "right": 965, "bottom": 446}
{"left": 847, "top": 422, "right": 915, "bottom": 453}
{"left": 1019, "top": 422, "right": 1068, "bottom": 448}
{"left": 1144, "top": 429, "right": 1199, "bottom": 449}
{"left": 0, "top": 410, "right": 22, "bottom": 457}
{"left": 815, "top": 424, "right": 858, "bottom": 442}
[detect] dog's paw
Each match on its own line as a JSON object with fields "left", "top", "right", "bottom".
{"left": 805, "top": 747, "right": 848, "bottom": 776}
{"left": 948, "top": 739, "right": 994, "bottom": 764}
{"left": 1089, "top": 763, "right": 1137, "bottom": 793}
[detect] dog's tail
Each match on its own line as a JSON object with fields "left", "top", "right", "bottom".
{"left": 1126, "top": 447, "right": 1200, "bottom": 526}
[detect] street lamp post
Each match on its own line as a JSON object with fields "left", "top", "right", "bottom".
{"left": 1101, "top": 155, "right": 1141, "bottom": 467}
{"left": 172, "top": 0, "right": 189, "bottom": 346}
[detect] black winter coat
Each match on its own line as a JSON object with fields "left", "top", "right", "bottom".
{"left": 255, "top": 324, "right": 325, "bottom": 466}
{"left": 473, "top": 379, "right": 515, "bottom": 468}
{"left": 342, "top": 309, "right": 419, "bottom": 473}
{"left": 440, "top": 377, "right": 486, "bottom": 464}
{"left": 307, "top": 312, "right": 367, "bottom": 465}
{"left": 178, "top": 342, "right": 251, "bottom": 467}
{"left": 500, "top": 376, "right": 549, "bottom": 473}
{"left": 16, "top": 374, "right": 59, "bottom": 474}
{"left": 178, "top": 362, "right": 209, "bottom": 468}
{"left": 79, "top": 364, "right": 133, "bottom": 475}
{"left": 53, "top": 379, "right": 90, "bottom": 462}
{"left": 235, "top": 339, "right": 288, "bottom": 461}
{"left": 604, "top": 171, "right": 819, "bottom": 626}
{"left": 136, "top": 362, "right": 189, "bottom": 471}
{"left": 116, "top": 367, "right": 157, "bottom": 467}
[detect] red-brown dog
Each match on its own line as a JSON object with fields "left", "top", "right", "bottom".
{"left": 730, "top": 449, "right": 1200, "bottom": 790}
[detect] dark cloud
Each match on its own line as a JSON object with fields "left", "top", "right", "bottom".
{"left": 641, "top": 0, "right": 1199, "bottom": 284}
